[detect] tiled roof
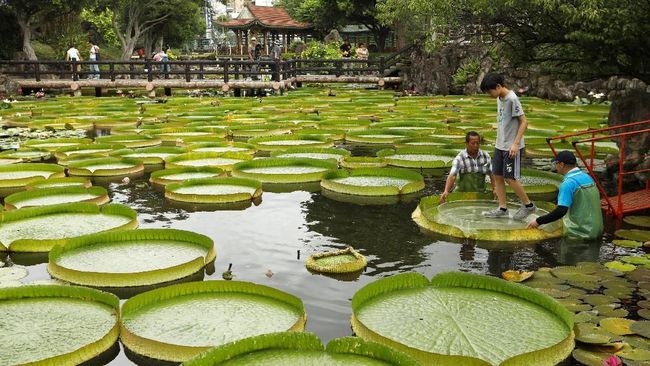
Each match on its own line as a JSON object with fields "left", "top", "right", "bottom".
{"left": 218, "top": 5, "right": 311, "bottom": 29}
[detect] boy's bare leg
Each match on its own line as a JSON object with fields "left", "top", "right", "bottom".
{"left": 493, "top": 175, "right": 507, "bottom": 208}
{"left": 505, "top": 178, "right": 531, "bottom": 205}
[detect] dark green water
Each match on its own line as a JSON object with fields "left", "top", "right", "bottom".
{"left": 4, "top": 157, "right": 628, "bottom": 365}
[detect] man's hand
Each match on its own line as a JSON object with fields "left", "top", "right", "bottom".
{"left": 509, "top": 142, "right": 520, "bottom": 158}
{"left": 526, "top": 219, "right": 539, "bottom": 229}
{"left": 440, "top": 191, "right": 449, "bottom": 204}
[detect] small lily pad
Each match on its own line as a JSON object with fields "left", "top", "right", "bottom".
{"left": 537, "top": 287, "right": 571, "bottom": 298}
{"left": 574, "top": 311, "right": 597, "bottom": 324}
{"left": 575, "top": 323, "right": 613, "bottom": 344}
{"left": 622, "top": 256, "right": 650, "bottom": 265}
{"left": 617, "top": 346, "right": 650, "bottom": 361}
{"left": 572, "top": 348, "right": 613, "bottom": 366}
{"left": 624, "top": 216, "right": 650, "bottom": 228}
{"left": 606, "top": 261, "right": 637, "bottom": 272}
{"left": 631, "top": 321, "right": 650, "bottom": 338}
{"left": 639, "top": 309, "right": 650, "bottom": 320}
{"left": 0, "top": 266, "right": 28, "bottom": 281}
{"left": 613, "top": 239, "right": 643, "bottom": 248}
{"left": 600, "top": 318, "right": 636, "bottom": 336}
{"left": 623, "top": 335, "right": 650, "bottom": 350}
{"left": 616, "top": 229, "right": 650, "bottom": 242}
{"left": 584, "top": 294, "right": 619, "bottom": 306}
{"left": 595, "top": 304, "right": 629, "bottom": 318}
{"left": 639, "top": 301, "right": 650, "bottom": 309}
{"left": 502, "top": 270, "right": 534, "bottom": 282}
{"left": 603, "top": 287, "right": 633, "bottom": 299}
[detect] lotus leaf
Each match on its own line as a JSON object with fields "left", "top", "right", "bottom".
{"left": 4, "top": 186, "right": 109, "bottom": 210}
{"left": 321, "top": 168, "right": 425, "bottom": 196}
{"left": 351, "top": 272, "right": 574, "bottom": 366}
{"left": 616, "top": 230, "right": 650, "bottom": 242}
{"left": 232, "top": 158, "right": 337, "bottom": 184}
{"left": 606, "top": 261, "right": 636, "bottom": 272}
{"left": 150, "top": 167, "right": 224, "bottom": 186}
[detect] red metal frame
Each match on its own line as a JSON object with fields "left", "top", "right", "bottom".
{"left": 547, "top": 119, "right": 650, "bottom": 217}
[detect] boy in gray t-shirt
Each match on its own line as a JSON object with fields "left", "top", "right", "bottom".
{"left": 479, "top": 73, "right": 535, "bottom": 220}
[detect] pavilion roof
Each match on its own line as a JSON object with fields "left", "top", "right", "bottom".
{"left": 217, "top": 4, "right": 312, "bottom": 30}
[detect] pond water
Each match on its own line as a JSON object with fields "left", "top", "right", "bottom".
{"left": 5, "top": 154, "right": 624, "bottom": 365}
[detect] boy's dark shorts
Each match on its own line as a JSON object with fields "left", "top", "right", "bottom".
{"left": 492, "top": 148, "right": 524, "bottom": 180}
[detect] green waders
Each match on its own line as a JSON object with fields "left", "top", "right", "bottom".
{"left": 563, "top": 182, "right": 604, "bottom": 240}
{"left": 455, "top": 172, "right": 487, "bottom": 192}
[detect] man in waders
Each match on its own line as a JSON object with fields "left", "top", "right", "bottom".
{"left": 440, "top": 131, "right": 495, "bottom": 203}
{"left": 526, "top": 151, "right": 603, "bottom": 240}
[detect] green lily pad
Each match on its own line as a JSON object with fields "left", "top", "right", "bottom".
{"left": 616, "top": 230, "right": 650, "bottom": 242}
{"left": 121, "top": 281, "right": 307, "bottom": 362}
{"left": 575, "top": 323, "right": 613, "bottom": 344}
{"left": 618, "top": 347, "right": 650, "bottom": 361}
{"left": 0, "top": 285, "right": 119, "bottom": 365}
{"left": 351, "top": 272, "right": 574, "bottom": 366}
{"left": 183, "top": 332, "right": 420, "bottom": 366}
{"left": 639, "top": 309, "right": 650, "bottom": 320}
{"left": 571, "top": 348, "right": 616, "bottom": 366}
{"left": 595, "top": 305, "right": 629, "bottom": 318}
{"left": 606, "top": 261, "right": 637, "bottom": 272}
{"left": 600, "top": 318, "right": 636, "bottom": 336}
{"left": 623, "top": 335, "right": 650, "bottom": 350}
{"left": 603, "top": 287, "right": 633, "bottom": 299}
{"left": 639, "top": 301, "right": 650, "bottom": 309}
{"left": 624, "top": 216, "right": 650, "bottom": 228}
{"left": 622, "top": 256, "right": 650, "bottom": 265}
{"left": 584, "top": 294, "right": 619, "bottom": 306}
{"left": 574, "top": 311, "right": 597, "bottom": 324}
{"left": 613, "top": 239, "right": 643, "bottom": 248}
{"left": 631, "top": 321, "right": 650, "bottom": 338}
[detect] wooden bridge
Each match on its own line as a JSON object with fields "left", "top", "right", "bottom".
{"left": 0, "top": 48, "right": 411, "bottom": 97}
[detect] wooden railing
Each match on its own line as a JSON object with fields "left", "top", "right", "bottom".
{"left": 0, "top": 55, "right": 399, "bottom": 83}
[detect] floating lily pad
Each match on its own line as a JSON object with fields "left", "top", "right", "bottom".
{"left": 584, "top": 294, "right": 620, "bottom": 306}
{"left": 0, "top": 285, "right": 119, "bottom": 365}
{"left": 121, "top": 281, "right": 306, "bottom": 362}
{"left": 149, "top": 167, "right": 224, "bottom": 186}
{"left": 187, "top": 142, "right": 256, "bottom": 155}
{"left": 0, "top": 266, "right": 28, "bottom": 282}
{"left": 305, "top": 247, "right": 367, "bottom": 274}
{"left": 572, "top": 348, "right": 615, "bottom": 366}
{"left": 4, "top": 186, "right": 109, "bottom": 210}
{"left": 0, "top": 203, "right": 137, "bottom": 252}
{"left": 67, "top": 157, "right": 144, "bottom": 177}
{"left": 600, "top": 318, "right": 636, "bottom": 336}
{"left": 630, "top": 321, "right": 650, "bottom": 339}
{"left": 618, "top": 346, "right": 650, "bottom": 361}
{"left": 502, "top": 270, "right": 534, "bottom": 283}
{"left": 413, "top": 193, "right": 563, "bottom": 242}
{"left": 165, "top": 177, "right": 262, "bottom": 204}
{"left": 95, "top": 134, "right": 162, "bottom": 148}
{"left": 624, "top": 216, "right": 650, "bottom": 228}
{"left": 595, "top": 304, "right": 629, "bottom": 318}
{"left": 26, "top": 177, "right": 92, "bottom": 190}
{"left": 321, "top": 168, "right": 425, "bottom": 197}
{"left": 639, "top": 309, "right": 650, "bottom": 320}
{"left": 351, "top": 272, "right": 574, "bottom": 365}
{"left": 376, "top": 147, "right": 454, "bottom": 169}
{"left": 48, "top": 229, "right": 216, "bottom": 288}
{"left": 249, "top": 135, "right": 334, "bottom": 152}
{"left": 575, "top": 323, "right": 613, "bottom": 344}
{"left": 613, "top": 239, "right": 643, "bottom": 248}
{"left": 605, "top": 261, "right": 637, "bottom": 272}
{"left": 23, "top": 137, "right": 93, "bottom": 152}
{"left": 183, "top": 332, "right": 420, "bottom": 366}
{"left": 165, "top": 152, "right": 252, "bottom": 171}
{"left": 111, "top": 146, "right": 186, "bottom": 165}
{"left": 271, "top": 147, "right": 351, "bottom": 162}
{"left": 616, "top": 230, "right": 650, "bottom": 242}
{"left": 340, "top": 156, "right": 387, "bottom": 169}
{"left": 0, "top": 163, "right": 66, "bottom": 196}
{"left": 232, "top": 158, "right": 337, "bottom": 184}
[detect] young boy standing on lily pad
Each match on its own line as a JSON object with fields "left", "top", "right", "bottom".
{"left": 480, "top": 72, "right": 535, "bottom": 220}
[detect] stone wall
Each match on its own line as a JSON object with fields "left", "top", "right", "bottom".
{"left": 406, "top": 44, "right": 650, "bottom": 102}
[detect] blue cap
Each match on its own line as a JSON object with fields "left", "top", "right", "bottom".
{"left": 553, "top": 150, "right": 577, "bottom": 165}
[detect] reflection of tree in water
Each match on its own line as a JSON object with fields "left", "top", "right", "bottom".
{"left": 100, "top": 174, "right": 189, "bottom": 227}
{"left": 303, "top": 193, "right": 432, "bottom": 275}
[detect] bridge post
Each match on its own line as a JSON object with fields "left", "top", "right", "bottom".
{"left": 72, "top": 60, "right": 79, "bottom": 81}
{"left": 164, "top": 87, "right": 172, "bottom": 96}
{"left": 129, "top": 63, "right": 135, "bottom": 79}
{"left": 35, "top": 62, "right": 40, "bottom": 82}
{"left": 185, "top": 63, "right": 191, "bottom": 82}
{"left": 109, "top": 63, "right": 115, "bottom": 82}
{"left": 379, "top": 56, "right": 385, "bottom": 75}
{"left": 95, "top": 87, "right": 102, "bottom": 97}
{"left": 146, "top": 60, "right": 153, "bottom": 82}
{"left": 223, "top": 61, "right": 229, "bottom": 83}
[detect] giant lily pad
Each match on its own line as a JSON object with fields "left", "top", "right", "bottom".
{"left": 506, "top": 169, "right": 563, "bottom": 201}
{"left": 165, "top": 177, "right": 262, "bottom": 204}
{"left": 53, "top": 143, "right": 125, "bottom": 160}
{"left": 249, "top": 135, "right": 334, "bottom": 152}
{"left": 351, "top": 272, "right": 574, "bottom": 366}
{"left": 0, "top": 203, "right": 138, "bottom": 252}
{"left": 305, "top": 247, "right": 367, "bottom": 274}
{"left": 66, "top": 157, "right": 144, "bottom": 177}
{"left": 4, "top": 186, "right": 109, "bottom": 210}
{"left": 150, "top": 167, "right": 224, "bottom": 186}
{"left": 0, "top": 163, "right": 65, "bottom": 196}
{"left": 321, "top": 168, "right": 425, "bottom": 196}
{"left": 182, "top": 332, "right": 419, "bottom": 366}
{"left": 232, "top": 158, "right": 337, "bottom": 184}
{"left": 271, "top": 147, "right": 351, "bottom": 162}
{"left": 95, "top": 134, "right": 162, "bottom": 148}
{"left": 412, "top": 193, "right": 563, "bottom": 242}
{"left": 120, "top": 281, "right": 306, "bottom": 362}
{"left": 22, "top": 138, "right": 93, "bottom": 152}
{"left": 26, "top": 176, "right": 92, "bottom": 190}
{"left": 187, "top": 142, "right": 256, "bottom": 155}
{"left": 165, "top": 152, "right": 253, "bottom": 171}
{"left": 0, "top": 285, "right": 119, "bottom": 365}
{"left": 111, "top": 146, "right": 186, "bottom": 165}
{"left": 376, "top": 147, "right": 455, "bottom": 169}
{"left": 48, "top": 229, "right": 216, "bottom": 288}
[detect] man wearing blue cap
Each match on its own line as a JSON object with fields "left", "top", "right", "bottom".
{"left": 526, "top": 151, "right": 603, "bottom": 239}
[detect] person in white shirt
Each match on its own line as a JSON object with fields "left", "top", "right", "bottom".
{"left": 88, "top": 42, "right": 100, "bottom": 79}
{"left": 65, "top": 45, "right": 82, "bottom": 79}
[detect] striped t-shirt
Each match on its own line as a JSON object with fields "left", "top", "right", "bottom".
{"left": 449, "top": 149, "right": 492, "bottom": 176}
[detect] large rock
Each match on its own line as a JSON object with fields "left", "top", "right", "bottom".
{"left": 605, "top": 90, "right": 650, "bottom": 183}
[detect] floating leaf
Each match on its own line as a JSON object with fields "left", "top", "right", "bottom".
{"left": 630, "top": 321, "right": 650, "bottom": 339}
{"left": 615, "top": 230, "right": 650, "bottom": 242}
{"left": 613, "top": 239, "right": 643, "bottom": 248}
{"left": 600, "top": 318, "right": 636, "bottom": 336}
{"left": 502, "top": 270, "right": 534, "bottom": 282}
{"left": 624, "top": 216, "right": 650, "bottom": 228}
{"left": 617, "top": 346, "right": 650, "bottom": 361}
{"left": 605, "top": 261, "right": 637, "bottom": 272}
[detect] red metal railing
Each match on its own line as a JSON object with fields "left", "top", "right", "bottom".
{"left": 547, "top": 119, "right": 650, "bottom": 217}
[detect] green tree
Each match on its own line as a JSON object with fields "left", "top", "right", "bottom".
{"left": 1, "top": 0, "right": 92, "bottom": 60}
